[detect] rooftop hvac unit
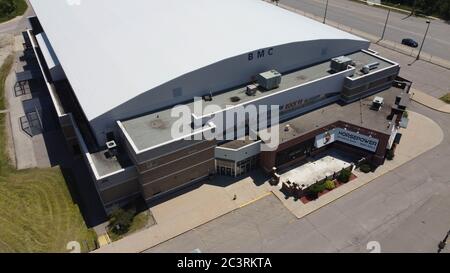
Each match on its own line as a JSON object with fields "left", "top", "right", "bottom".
{"left": 330, "top": 56, "right": 353, "bottom": 73}
{"left": 256, "top": 70, "right": 281, "bottom": 91}
{"left": 371, "top": 96, "right": 384, "bottom": 111}
{"left": 246, "top": 84, "right": 258, "bottom": 96}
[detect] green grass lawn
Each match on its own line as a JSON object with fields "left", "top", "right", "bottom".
{"left": 0, "top": 55, "right": 97, "bottom": 253}
{"left": 0, "top": 0, "right": 27, "bottom": 24}
{"left": 108, "top": 209, "right": 151, "bottom": 242}
{"left": 440, "top": 93, "right": 450, "bottom": 104}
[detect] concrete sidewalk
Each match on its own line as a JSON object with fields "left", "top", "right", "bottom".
{"left": 270, "top": 111, "right": 444, "bottom": 219}
{"left": 93, "top": 173, "right": 272, "bottom": 253}
{"left": 411, "top": 89, "right": 450, "bottom": 114}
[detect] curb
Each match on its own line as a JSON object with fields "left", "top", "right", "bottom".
{"left": 412, "top": 99, "right": 450, "bottom": 114}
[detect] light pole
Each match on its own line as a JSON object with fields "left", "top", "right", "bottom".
{"left": 381, "top": 9, "right": 391, "bottom": 40}
{"left": 323, "top": 0, "right": 329, "bottom": 24}
{"left": 416, "top": 20, "right": 431, "bottom": 61}
{"left": 438, "top": 230, "right": 450, "bottom": 253}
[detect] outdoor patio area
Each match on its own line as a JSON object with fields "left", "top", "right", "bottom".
{"left": 279, "top": 151, "right": 354, "bottom": 191}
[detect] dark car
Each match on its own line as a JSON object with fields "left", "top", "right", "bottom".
{"left": 401, "top": 38, "right": 419, "bottom": 48}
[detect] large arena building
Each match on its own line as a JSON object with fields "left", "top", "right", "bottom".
{"left": 27, "top": 0, "right": 407, "bottom": 212}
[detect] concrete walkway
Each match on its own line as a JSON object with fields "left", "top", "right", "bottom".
{"left": 270, "top": 111, "right": 444, "bottom": 219}
{"left": 411, "top": 89, "right": 450, "bottom": 114}
{"left": 0, "top": 109, "right": 9, "bottom": 114}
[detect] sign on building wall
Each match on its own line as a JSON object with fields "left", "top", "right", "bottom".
{"left": 315, "top": 130, "right": 336, "bottom": 149}
{"left": 315, "top": 128, "right": 379, "bottom": 152}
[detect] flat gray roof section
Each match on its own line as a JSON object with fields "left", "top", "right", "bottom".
{"left": 273, "top": 87, "right": 404, "bottom": 144}
{"left": 120, "top": 50, "right": 397, "bottom": 153}
{"left": 196, "top": 50, "right": 395, "bottom": 117}
{"left": 90, "top": 150, "right": 124, "bottom": 178}
{"left": 346, "top": 51, "right": 393, "bottom": 79}
{"left": 220, "top": 138, "right": 256, "bottom": 150}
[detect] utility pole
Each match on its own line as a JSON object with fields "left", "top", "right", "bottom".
{"left": 416, "top": 20, "right": 431, "bottom": 61}
{"left": 323, "top": 0, "right": 329, "bottom": 24}
{"left": 403, "top": 0, "right": 417, "bottom": 20}
{"left": 438, "top": 230, "right": 450, "bottom": 253}
{"left": 381, "top": 9, "right": 391, "bottom": 40}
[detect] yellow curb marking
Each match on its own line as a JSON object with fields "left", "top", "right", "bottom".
{"left": 98, "top": 233, "right": 112, "bottom": 247}
{"left": 239, "top": 192, "right": 272, "bottom": 208}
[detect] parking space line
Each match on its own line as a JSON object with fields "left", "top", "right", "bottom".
{"left": 239, "top": 192, "right": 272, "bottom": 208}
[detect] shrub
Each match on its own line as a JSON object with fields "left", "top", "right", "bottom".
{"left": 359, "top": 164, "right": 372, "bottom": 173}
{"left": 305, "top": 190, "right": 319, "bottom": 200}
{"left": 338, "top": 168, "right": 352, "bottom": 183}
{"left": 308, "top": 182, "right": 326, "bottom": 194}
{"left": 324, "top": 180, "right": 336, "bottom": 190}
{"left": 386, "top": 149, "right": 395, "bottom": 160}
{"left": 402, "top": 111, "right": 409, "bottom": 119}
{"left": 108, "top": 206, "right": 136, "bottom": 236}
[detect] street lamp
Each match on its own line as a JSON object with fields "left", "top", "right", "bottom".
{"left": 323, "top": 0, "right": 329, "bottom": 24}
{"left": 438, "top": 230, "right": 450, "bottom": 253}
{"left": 416, "top": 20, "right": 431, "bottom": 61}
{"left": 381, "top": 9, "right": 391, "bottom": 41}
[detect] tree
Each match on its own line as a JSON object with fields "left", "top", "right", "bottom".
{"left": 338, "top": 168, "right": 352, "bottom": 183}
{"left": 383, "top": 0, "right": 450, "bottom": 20}
{"left": 0, "top": 0, "right": 16, "bottom": 17}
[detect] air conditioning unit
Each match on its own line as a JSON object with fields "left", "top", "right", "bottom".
{"left": 371, "top": 96, "right": 384, "bottom": 111}
{"left": 106, "top": 140, "right": 117, "bottom": 150}
{"left": 330, "top": 56, "right": 352, "bottom": 72}
{"left": 256, "top": 70, "right": 281, "bottom": 91}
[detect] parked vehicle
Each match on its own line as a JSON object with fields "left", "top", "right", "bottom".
{"left": 401, "top": 38, "right": 419, "bottom": 48}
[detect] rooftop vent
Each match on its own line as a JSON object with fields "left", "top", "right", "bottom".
{"left": 246, "top": 84, "right": 258, "bottom": 96}
{"left": 202, "top": 94, "right": 213, "bottom": 102}
{"left": 105, "top": 140, "right": 118, "bottom": 158}
{"left": 150, "top": 118, "right": 165, "bottom": 129}
{"left": 284, "top": 124, "right": 291, "bottom": 132}
{"left": 371, "top": 96, "right": 384, "bottom": 111}
{"left": 361, "top": 62, "right": 380, "bottom": 74}
{"left": 230, "top": 96, "right": 241, "bottom": 103}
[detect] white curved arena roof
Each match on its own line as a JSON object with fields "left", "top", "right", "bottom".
{"left": 30, "top": 0, "right": 367, "bottom": 120}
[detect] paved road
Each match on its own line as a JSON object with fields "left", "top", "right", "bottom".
{"left": 280, "top": 0, "right": 450, "bottom": 61}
